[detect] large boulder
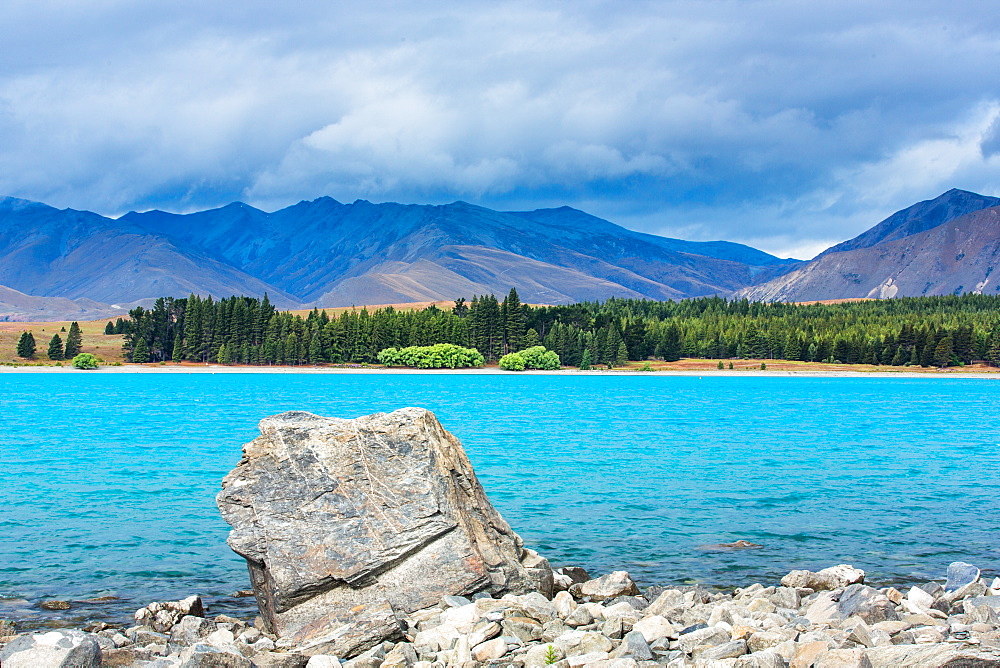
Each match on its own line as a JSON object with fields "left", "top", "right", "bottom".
{"left": 217, "top": 408, "right": 551, "bottom": 657}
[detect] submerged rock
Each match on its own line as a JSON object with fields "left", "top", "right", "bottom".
{"left": 217, "top": 408, "right": 551, "bottom": 656}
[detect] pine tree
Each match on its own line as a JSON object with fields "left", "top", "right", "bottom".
{"left": 933, "top": 336, "right": 954, "bottom": 368}
{"left": 132, "top": 337, "right": 149, "bottom": 363}
{"left": 615, "top": 340, "right": 629, "bottom": 366}
{"left": 47, "top": 333, "right": 64, "bottom": 360}
{"left": 503, "top": 288, "right": 526, "bottom": 353}
{"left": 64, "top": 321, "right": 83, "bottom": 357}
{"left": 579, "top": 349, "right": 592, "bottom": 370}
{"left": 16, "top": 331, "right": 36, "bottom": 359}
{"left": 104, "top": 322, "right": 114, "bottom": 335}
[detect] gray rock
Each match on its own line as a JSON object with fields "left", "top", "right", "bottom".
{"left": 253, "top": 654, "right": 310, "bottom": 668}
{"left": 838, "top": 584, "right": 899, "bottom": 623}
{"left": 732, "top": 652, "right": 784, "bottom": 668}
{"left": 217, "top": 408, "right": 550, "bottom": 657}
{"left": 618, "top": 631, "right": 654, "bottom": 660}
{"left": 305, "top": 657, "right": 342, "bottom": 668}
{"left": 946, "top": 562, "right": 981, "bottom": 592}
{"left": 677, "top": 626, "right": 729, "bottom": 654}
{"left": 169, "top": 616, "right": 217, "bottom": 648}
{"left": 862, "top": 643, "right": 975, "bottom": 667}
{"left": 179, "top": 642, "right": 254, "bottom": 667}
{"left": 128, "top": 625, "right": 171, "bottom": 646}
{"left": 569, "top": 571, "right": 640, "bottom": 601}
{"left": 696, "top": 639, "right": 747, "bottom": 660}
{"left": 920, "top": 581, "right": 945, "bottom": 598}
{"left": 0, "top": 629, "right": 103, "bottom": 668}
{"left": 556, "top": 566, "right": 591, "bottom": 584}
{"left": 440, "top": 596, "right": 470, "bottom": 608}
{"left": 501, "top": 617, "right": 543, "bottom": 643}
{"left": 781, "top": 564, "right": 865, "bottom": 591}
{"left": 135, "top": 596, "right": 206, "bottom": 633}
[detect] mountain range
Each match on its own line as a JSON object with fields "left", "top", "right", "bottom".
{"left": 736, "top": 189, "right": 1000, "bottom": 301}
{"left": 2, "top": 188, "right": 999, "bottom": 321}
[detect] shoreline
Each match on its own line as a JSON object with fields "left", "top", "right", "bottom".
{"left": 1, "top": 363, "right": 999, "bottom": 378}
{"left": 3, "top": 562, "right": 998, "bottom": 666}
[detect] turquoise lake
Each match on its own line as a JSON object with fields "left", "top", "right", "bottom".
{"left": 1, "top": 372, "right": 998, "bottom": 627}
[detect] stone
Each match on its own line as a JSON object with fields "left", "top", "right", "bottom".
{"left": 781, "top": 565, "right": 865, "bottom": 591}
{"left": 747, "top": 628, "right": 795, "bottom": 653}
{"left": 556, "top": 566, "right": 591, "bottom": 584}
{"left": 907, "top": 586, "right": 935, "bottom": 609}
{"left": 253, "top": 653, "right": 311, "bottom": 667}
{"left": 601, "top": 616, "right": 631, "bottom": 639}
{"left": 524, "top": 643, "right": 565, "bottom": 668}
{"left": 467, "top": 620, "right": 501, "bottom": 647}
{"left": 135, "top": 595, "right": 206, "bottom": 633}
{"left": 645, "top": 589, "right": 685, "bottom": 617}
{"left": 697, "top": 639, "right": 748, "bottom": 660}
{"left": 677, "top": 626, "right": 730, "bottom": 653}
{"left": 501, "top": 617, "right": 543, "bottom": 643}
{"left": 564, "top": 605, "right": 594, "bottom": 627}
{"left": 306, "top": 657, "right": 342, "bottom": 668}
{"left": 553, "top": 591, "right": 577, "bottom": 619}
{"left": 630, "top": 615, "right": 676, "bottom": 643}
{"left": 217, "top": 408, "right": 550, "bottom": 657}
{"left": 441, "top": 596, "right": 470, "bottom": 608}
{"left": 733, "top": 652, "right": 785, "bottom": 668}
{"left": 471, "top": 637, "right": 507, "bottom": 662}
{"left": 381, "top": 642, "right": 418, "bottom": 667}
{"left": 790, "top": 640, "right": 831, "bottom": 668}
{"left": 170, "top": 615, "right": 218, "bottom": 647}
{"left": 0, "top": 629, "right": 103, "bottom": 667}
{"left": 812, "top": 648, "right": 865, "bottom": 667}
{"left": 569, "top": 571, "right": 640, "bottom": 601}
{"left": 566, "top": 650, "right": 610, "bottom": 666}
{"left": 617, "top": 630, "right": 654, "bottom": 660}
{"left": 577, "top": 631, "right": 613, "bottom": 655}
{"left": 837, "top": 584, "right": 899, "bottom": 623}
{"left": 179, "top": 642, "right": 254, "bottom": 667}
{"left": 805, "top": 591, "right": 840, "bottom": 624}
{"left": 40, "top": 599, "right": 72, "bottom": 610}
{"left": 946, "top": 562, "right": 981, "bottom": 591}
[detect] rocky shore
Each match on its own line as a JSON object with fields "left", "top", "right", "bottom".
{"left": 2, "top": 561, "right": 999, "bottom": 667}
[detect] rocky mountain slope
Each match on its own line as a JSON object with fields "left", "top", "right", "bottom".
{"left": 0, "top": 196, "right": 797, "bottom": 319}
{"left": 737, "top": 189, "right": 1000, "bottom": 302}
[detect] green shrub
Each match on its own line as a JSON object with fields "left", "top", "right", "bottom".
{"left": 512, "top": 346, "right": 560, "bottom": 370}
{"left": 72, "top": 353, "right": 99, "bottom": 370}
{"left": 498, "top": 352, "right": 526, "bottom": 370}
{"left": 376, "top": 344, "right": 485, "bottom": 369}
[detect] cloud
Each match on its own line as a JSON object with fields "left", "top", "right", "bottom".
{"left": 3, "top": 1, "right": 1000, "bottom": 256}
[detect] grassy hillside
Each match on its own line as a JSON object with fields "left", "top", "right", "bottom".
{"left": 0, "top": 318, "right": 125, "bottom": 365}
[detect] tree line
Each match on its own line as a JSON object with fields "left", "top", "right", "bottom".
{"left": 115, "top": 292, "right": 1000, "bottom": 368}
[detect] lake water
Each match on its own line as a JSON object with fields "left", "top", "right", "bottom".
{"left": 1, "top": 372, "right": 998, "bottom": 628}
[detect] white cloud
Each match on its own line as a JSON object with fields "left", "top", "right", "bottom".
{"left": 3, "top": 0, "right": 1000, "bottom": 255}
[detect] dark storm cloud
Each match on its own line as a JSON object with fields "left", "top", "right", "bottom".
{"left": 3, "top": 0, "right": 1000, "bottom": 258}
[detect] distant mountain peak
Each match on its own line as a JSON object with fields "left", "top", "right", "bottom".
{"left": 0, "top": 196, "right": 48, "bottom": 212}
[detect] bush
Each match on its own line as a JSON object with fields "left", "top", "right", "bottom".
{"left": 500, "top": 346, "right": 561, "bottom": 371}
{"left": 376, "top": 344, "right": 485, "bottom": 369}
{"left": 72, "top": 353, "right": 99, "bottom": 370}
{"left": 498, "top": 352, "right": 526, "bottom": 370}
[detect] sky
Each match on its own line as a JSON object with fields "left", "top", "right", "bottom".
{"left": 4, "top": 1, "right": 1000, "bottom": 259}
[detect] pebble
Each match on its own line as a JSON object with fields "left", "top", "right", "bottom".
{"left": 4, "top": 561, "right": 1000, "bottom": 667}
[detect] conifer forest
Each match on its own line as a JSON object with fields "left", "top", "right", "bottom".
{"left": 112, "top": 291, "right": 1000, "bottom": 368}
